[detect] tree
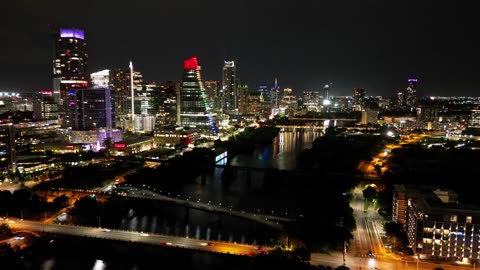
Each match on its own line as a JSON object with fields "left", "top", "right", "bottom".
{"left": 383, "top": 221, "right": 408, "bottom": 250}
{"left": 0, "top": 223, "right": 12, "bottom": 239}
{"left": 362, "top": 186, "right": 377, "bottom": 200}
{"left": 0, "top": 242, "right": 22, "bottom": 268}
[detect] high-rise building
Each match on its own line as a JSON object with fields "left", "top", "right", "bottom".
{"left": 352, "top": 88, "right": 366, "bottom": 111}
{"left": 245, "top": 92, "right": 262, "bottom": 115}
{"left": 237, "top": 84, "right": 249, "bottom": 114}
{"left": 110, "top": 68, "right": 143, "bottom": 123}
{"left": 91, "top": 69, "right": 111, "bottom": 88}
{"left": 179, "top": 57, "right": 218, "bottom": 136}
{"left": 33, "top": 90, "right": 59, "bottom": 121}
{"left": 406, "top": 79, "right": 418, "bottom": 112}
{"left": 204, "top": 80, "right": 219, "bottom": 111}
{"left": 271, "top": 78, "right": 281, "bottom": 108}
{"left": 52, "top": 28, "right": 88, "bottom": 107}
{"left": 258, "top": 86, "right": 271, "bottom": 103}
{"left": 222, "top": 61, "right": 237, "bottom": 111}
{"left": 156, "top": 81, "right": 178, "bottom": 126}
{"left": 322, "top": 84, "right": 332, "bottom": 110}
{"left": 0, "top": 122, "right": 16, "bottom": 173}
{"left": 72, "top": 88, "right": 114, "bottom": 131}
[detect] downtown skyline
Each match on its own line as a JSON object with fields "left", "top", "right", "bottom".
{"left": 0, "top": 0, "right": 477, "bottom": 96}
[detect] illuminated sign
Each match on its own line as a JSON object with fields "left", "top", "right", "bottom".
{"left": 39, "top": 90, "right": 54, "bottom": 95}
{"left": 60, "top": 29, "right": 85, "bottom": 40}
{"left": 66, "top": 145, "right": 74, "bottom": 149}
{"left": 114, "top": 143, "right": 127, "bottom": 148}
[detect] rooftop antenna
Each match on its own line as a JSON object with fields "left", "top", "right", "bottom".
{"left": 129, "top": 61, "right": 135, "bottom": 132}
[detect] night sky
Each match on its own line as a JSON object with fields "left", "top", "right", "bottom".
{"left": 0, "top": 0, "right": 477, "bottom": 96}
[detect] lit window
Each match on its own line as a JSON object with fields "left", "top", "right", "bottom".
{"left": 466, "top": 216, "right": 472, "bottom": 223}
{"left": 450, "top": 215, "right": 457, "bottom": 222}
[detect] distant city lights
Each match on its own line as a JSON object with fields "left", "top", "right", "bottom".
{"left": 0, "top": 92, "right": 21, "bottom": 98}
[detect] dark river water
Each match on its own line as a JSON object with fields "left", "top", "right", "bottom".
{"left": 31, "top": 129, "right": 322, "bottom": 269}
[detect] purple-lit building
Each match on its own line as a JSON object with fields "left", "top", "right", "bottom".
{"left": 53, "top": 28, "right": 89, "bottom": 127}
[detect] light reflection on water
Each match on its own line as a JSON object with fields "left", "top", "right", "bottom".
{"left": 92, "top": 260, "right": 106, "bottom": 270}
{"left": 232, "top": 128, "right": 323, "bottom": 170}
{"left": 37, "top": 130, "right": 319, "bottom": 269}
{"left": 171, "top": 129, "right": 323, "bottom": 225}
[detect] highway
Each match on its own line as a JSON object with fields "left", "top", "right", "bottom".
{"left": 8, "top": 219, "right": 262, "bottom": 257}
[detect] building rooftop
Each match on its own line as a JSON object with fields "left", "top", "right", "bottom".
{"left": 395, "top": 184, "right": 480, "bottom": 215}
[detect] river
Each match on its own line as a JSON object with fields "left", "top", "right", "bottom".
{"left": 33, "top": 128, "right": 322, "bottom": 269}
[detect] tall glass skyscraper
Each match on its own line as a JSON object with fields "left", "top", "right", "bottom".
{"left": 72, "top": 88, "right": 114, "bottom": 131}
{"left": 179, "top": 57, "right": 217, "bottom": 136}
{"left": 222, "top": 60, "right": 237, "bottom": 112}
{"left": 406, "top": 78, "right": 418, "bottom": 112}
{"left": 53, "top": 28, "right": 89, "bottom": 127}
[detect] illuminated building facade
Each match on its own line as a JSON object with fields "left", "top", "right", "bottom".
{"left": 52, "top": 28, "right": 89, "bottom": 127}
{"left": 204, "top": 80, "right": 219, "bottom": 111}
{"left": 0, "top": 122, "right": 16, "bottom": 173}
{"left": 156, "top": 81, "right": 178, "bottom": 126}
{"left": 245, "top": 92, "right": 262, "bottom": 115}
{"left": 179, "top": 57, "right": 218, "bottom": 136}
{"left": 91, "top": 69, "right": 111, "bottom": 88}
{"left": 72, "top": 88, "right": 114, "bottom": 131}
{"left": 33, "top": 90, "right": 59, "bottom": 120}
{"left": 352, "top": 88, "right": 366, "bottom": 111}
{"left": 237, "top": 84, "right": 249, "bottom": 114}
{"left": 222, "top": 61, "right": 237, "bottom": 112}
{"left": 395, "top": 184, "right": 480, "bottom": 262}
{"left": 406, "top": 79, "right": 418, "bottom": 112}
{"left": 110, "top": 68, "right": 143, "bottom": 123}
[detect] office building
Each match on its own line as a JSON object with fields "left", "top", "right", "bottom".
{"left": 406, "top": 79, "right": 418, "bottom": 112}
{"left": 52, "top": 28, "right": 88, "bottom": 127}
{"left": 179, "top": 57, "right": 218, "bottom": 136}
{"left": 91, "top": 69, "right": 111, "bottom": 88}
{"left": 394, "top": 184, "right": 480, "bottom": 262}
{"left": 353, "top": 88, "right": 366, "bottom": 111}
{"left": 222, "top": 60, "right": 237, "bottom": 111}
{"left": 72, "top": 88, "right": 114, "bottom": 131}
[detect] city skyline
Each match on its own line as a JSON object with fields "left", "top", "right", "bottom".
{"left": 0, "top": 0, "right": 477, "bottom": 96}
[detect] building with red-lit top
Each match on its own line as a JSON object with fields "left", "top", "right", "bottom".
{"left": 178, "top": 57, "right": 218, "bottom": 136}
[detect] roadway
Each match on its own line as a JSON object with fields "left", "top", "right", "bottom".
{"left": 336, "top": 186, "right": 471, "bottom": 270}
{"left": 7, "top": 217, "right": 472, "bottom": 270}
{"left": 8, "top": 219, "right": 262, "bottom": 257}
{"left": 350, "top": 187, "right": 387, "bottom": 259}
{"left": 356, "top": 133, "right": 430, "bottom": 180}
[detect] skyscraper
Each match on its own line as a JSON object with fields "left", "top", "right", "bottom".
{"left": 179, "top": 57, "right": 218, "bottom": 136}
{"left": 222, "top": 60, "right": 237, "bottom": 112}
{"left": 352, "top": 88, "right": 366, "bottom": 111}
{"left": 72, "top": 88, "right": 114, "bottom": 131}
{"left": 53, "top": 28, "right": 89, "bottom": 127}
{"left": 110, "top": 68, "right": 143, "bottom": 124}
{"left": 406, "top": 79, "right": 418, "bottom": 112}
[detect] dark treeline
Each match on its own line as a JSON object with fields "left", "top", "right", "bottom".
{"left": 124, "top": 147, "right": 215, "bottom": 192}
{"left": 214, "top": 126, "right": 280, "bottom": 156}
{"left": 0, "top": 189, "right": 68, "bottom": 220}
{"left": 33, "top": 161, "right": 142, "bottom": 191}
{"left": 386, "top": 145, "right": 480, "bottom": 205}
